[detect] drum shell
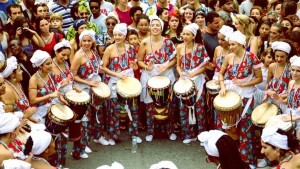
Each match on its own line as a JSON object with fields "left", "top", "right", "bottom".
{"left": 154, "top": 107, "right": 169, "bottom": 121}
{"left": 147, "top": 85, "right": 170, "bottom": 108}
{"left": 174, "top": 85, "right": 196, "bottom": 107}
{"left": 65, "top": 99, "right": 89, "bottom": 120}
{"left": 69, "top": 121, "right": 81, "bottom": 142}
{"left": 206, "top": 80, "right": 221, "bottom": 95}
{"left": 91, "top": 85, "right": 111, "bottom": 107}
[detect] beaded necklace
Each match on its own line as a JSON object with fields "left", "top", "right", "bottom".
{"left": 116, "top": 43, "right": 129, "bottom": 69}
{"left": 183, "top": 43, "right": 195, "bottom": 71}
{"left": 37, "top": 71, "right": 56, "bottom": 102}
{"left": 52, "top": 58, "right": 73, "bottom": 79}
{"left": 81, "top": 48, "right": 100, "bottom": 74}
{"left": 150, "top": 36, "right": 165, "bottom": 63}
{"left": 232, "top": 51, "right": 246, "bottom": 78}
{"left": 5, "top": 80, "right": 30, "bottom": 107}
{"left": 272, "top": 63, "right": 287, "bottom": 91}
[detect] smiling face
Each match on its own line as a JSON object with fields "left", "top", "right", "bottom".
{"left": 150, "top": 20, "right": 162, "bottom": 36}
{"left": 251, "top": 9, "right": 261, "bottom": 21}
{"left": 218, "top": 33, "right": 229, "bottom": 48}
{"left": 274, "top": 50, "right": 288, "bottom": 65}
{"left": 137, "top": 19, "right": 149, "bottom": 34}
{"left": 40, "top": 57, "right": 53, "bottom": 74}
{"left": 261, "top": 140, "right": 280, "bottom": 162}
{"left": 55, "top": 48, "right": 71, "bottom": 64}
{"left": 184, "top": 8, "right": 194, "bottom": 22}
{"left": 113, "top": 31, "right": 126, "bottom": 44}
{"left": 81, "top": 35, "right": 94, "bottom": 50}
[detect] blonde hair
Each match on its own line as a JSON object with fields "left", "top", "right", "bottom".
{"left": 50, "top": 13, "right": 63, "bottom": 21}
{"left": 233, "top": 14, "right": 255, "bottom": 38}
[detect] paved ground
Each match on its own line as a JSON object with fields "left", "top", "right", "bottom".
{"left": 64, "top": 131, "right": 273, "bottom": 169}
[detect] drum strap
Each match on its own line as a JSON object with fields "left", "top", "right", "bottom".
{"left": 124, "top": 101, "right": 133, "bottom": 121}
{"left": 188, "top": 106, "right": 196, "bottom": 125}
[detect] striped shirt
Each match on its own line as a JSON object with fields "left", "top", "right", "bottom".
{"left": 50, "top": 0, "right": 76, "bottom": 31}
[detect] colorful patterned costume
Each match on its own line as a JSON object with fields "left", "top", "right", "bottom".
{"left": 178, "top": 44, "right": 209, "bottom": 139}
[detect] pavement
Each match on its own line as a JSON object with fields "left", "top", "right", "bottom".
{"left": 63, "top": 131, "right": 273, "bottom": 169}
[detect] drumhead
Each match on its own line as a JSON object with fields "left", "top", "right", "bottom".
{"left": 252, "top": 103, "right": 278, "bottom": 125}
{"left": 92, "top": 82, "right": 111, "bottom": 98}
{"left": 117, "top": 77, "right": 142, "bottom": 97}
{"left": 213, "top": 91, "right": 242, "bottom": 111}
{"left": 206, "top": 80, "right": 220, "bottom": 90}
{"left": 265, "top": 115, "right": 293, "bottom": 131}
{"left": 148, "top": 76, "right": 170, "bottom": 89}
{"left": 65, "top": 90, "right": 90, "bottom": 103}
{"left": 174, "top": 78, "right": 193, "bottom": 94}
{"left": 51, "top": 104, "right": 74, "bottom": 120}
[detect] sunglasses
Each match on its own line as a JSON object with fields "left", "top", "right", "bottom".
{"left": 90, "top": 6, "right": 99, "bottom": 10}
{"left": 79, "top": 12, "right": 90, "bottom": 16}
{"left": 106, "top": 22, "right": 116, "bottom": 26}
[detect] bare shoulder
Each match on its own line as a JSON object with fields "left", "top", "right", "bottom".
{"left": 141, "top": 37, "right": 149, "bottom": 46}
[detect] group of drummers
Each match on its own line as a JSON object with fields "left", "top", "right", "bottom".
{"left": 0, "top": 12, "right": 300, "bottom": 169}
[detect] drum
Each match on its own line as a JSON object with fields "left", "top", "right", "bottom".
{"left": 214, "top": 91, "right": 242, "bottom": 140}
{"left": 154, "top": 107, "right": 169, "bottom": 121}
{"left": 117, "top": 77, "right": 142, "bottom": 102}
{"left": 65, "top": 90, "right": 90, "bottom": 120}
{"left": 69, "top": 120, "right": 81, "bottom": 142}
{"left": 206, "top": 80, "right": 221, "bottom": 95}
{"left": 91, "top": 82, "right": 111, "bottom": 107}
{"left": 46, "top": 104, "right": 76, "bottom": 134}
{"left": 265, "top": 115, "right": 294, "bottom": 133}
{"left": 147, "top": 76, "right": 171, "bottom": 108}
{"left": 173, "top": 78, "right": 196, "bottom": 106}
{"left": 251, "top": 103, "right": 279, "bottom": 127}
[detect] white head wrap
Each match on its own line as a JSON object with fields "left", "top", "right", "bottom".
{"left": 1, "top": 56, "right": 18, "bottom": 78}
{"left": 149, "top": 15, "right": 164, "bottom": 30}
{"left": 198, "top": 130, "right": 227, "bottom": 157}
{"left": 79, "top": 30, "right": 96, "bottom": 42}
{"left": 261, "top": 126, "right": 290, "bottom": 150}
{"left": 0, "top": 51, "right": 5, "bottom": 62}
{"left": 290, "top": 55, "right": 300, "bottom": 68}
{"left": 3, "top": 159, "right": 31, "bottom": 169}
{"left": 183, "top": 23, "right": 199, "bottom": 36}
{"left": 219, "top": 25, "right": 234, "bottom": 41}
{"left": 229, "top": 30, "right": 246, "bottom": 46}
{"left": 29, "top": 125, "right": 52, "bottom": 155}
{"left": 271, "top": 41, "right": 291, "bottom": 54}
{"left": 0, "top": 113, "right": 20, "bottom": 134}
{"left": 113, "top": 23, "right": 128, "bottom": 37}
{"left": 149, "top": 161, "right": 178, "bottom": 169}
{"left": 30, "top": 50, "right": 51, "bottom": 68}
{"left": 96, "top": 162, "right": 124, "bottom": 169}
{"left": 54, "top": 39, "right": 71, "bottom": 52}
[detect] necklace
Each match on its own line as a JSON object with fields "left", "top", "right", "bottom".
{"left": 37, "top": 71, "right": 57, "bottom": 95}
{"left": 41, "top": 33, "right": 51, "bottom": 44}
{"left": 232, "top": 51, "right": 246, "bottom": 78}
{"left": 81, "top": 48, "right": 100, "bottom": 74}
{"left": 150, "top": 36, "right": 165, "bottom": 63}
{"left": 183, "top": 43, "right": 195, "bottom": 71}
{"left": 116, "top": 43, "right": 129, "bottom": 70}
{"left": 0, "top": 140, "right": 10, "bottom": 150}
{"left": 5, "top": 80, "right": 30, "bottom": 107}
{"left": 52, "top": 59, "right": 72, "bottom": 79}
{"left": 272, "top": 63, "right": 287, "bottom": 91}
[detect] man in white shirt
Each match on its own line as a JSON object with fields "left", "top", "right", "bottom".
{"left": 100, "top": 0, "right": 114, "bottom": 16}
{"left": 89, "top": 0, "right": 107, "bottom": 34}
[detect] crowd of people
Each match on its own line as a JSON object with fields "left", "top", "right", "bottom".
{"left": 0, "top": 0, "right": 300, "bottom": 168}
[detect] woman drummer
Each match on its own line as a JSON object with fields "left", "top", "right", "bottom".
{"left": 261, "top": 126, "right": 300, "bottom": 168}
{"left": 29, "top": 50, "right": 62, "bottom": 125}
{"left": 176, "top": 23, "right": 210, "bottom": 144}
{"left": 0, "top": 57, "right": 37, "bottom": 121}
{"left": 70, "top": 30, "right": 104, "bottom": 157}
{"left": 138, "top": 15, "right": 177, "bottom": 142}
{"left": 218, "top": 30, "right": 263, "bottom": 167}
{"left": 102, "top": 23, "right": 141, "bottom": 145}
{"left": 264, "top": 41, "right": 294, "bottom": 113}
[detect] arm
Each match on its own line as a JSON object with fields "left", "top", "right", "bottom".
{"left": 250, "top": 36, "right": 259, "bottom": 57}
{"left": 240, "top": 68, "right": 263, "bottom": 87}
{"left": 266, "top": 63, "right": 275, "bottom": 90}
{"left": 70, "top": 52, "right": 93, "bottom": 86}
{"left": 137, "top": 40, "right": 149, "bottom": 70}
{"left": 101, "top": 45, "right": 121, "bottom": 77}
{"left": 0, "top": 86, "right": 16, "bottom": 112}
{"left": 218, "top": 54, "right": 230, "bottom": 95}
{"left": 176, "top": 45, "right": 183, "bottom": 77}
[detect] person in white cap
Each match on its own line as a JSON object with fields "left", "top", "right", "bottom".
{"left": 198, "top": 130, "right": 249, "bottom": 169}
{"left": 175, "top": 23, "right": 210, "bottom": 144}
{"left": 28, "top": 50, "right": 62, "bottom": 125}
{"left": 149, "top": 160, "right": 178, "bottom": 169}
{"left": 264, "top": 40, "right": 295, "bottom": 113}
{"left": 102, "top": 23, "right": 142, "bottom": 145}
{"left": 218, "top": 30, "right": 263, "bottom": 168}
{"left": 260, "top": 126, "right": 300, "bottom": 169}
{"left": 70, "top": 29, "right": 104, "bottom": 159}
{"left": 138, "top": 15, "right": 177, "bottom": 142}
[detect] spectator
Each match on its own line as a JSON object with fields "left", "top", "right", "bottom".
{"left": 218, "top": 0, "right": 234, "bottom": 25}
{"left": 4, "top": 4, "right": 23, "bottom": 36}
{"left": 239, "top": 0, "right": 253, "bottom": 16}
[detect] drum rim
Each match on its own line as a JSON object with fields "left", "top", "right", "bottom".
{"left": 91, "top": 82, "right": 111, "bottom": 98}
{"left": 147, "top": 76, "right": 171, "bottom": 89}
{"left": 116, "top": 77, "right": 142, "bottom": 98}
{"left": 251, "top": 103, "right": 278, "bottom": 125}
{"left": 173, "top": 79, "right": 195, "bottom": 95}
{"left": 65, "top": 90, "right": 91, "bottom": 103}
{"left": 206, "top": 80, "right": 221, "bottom": 90}
{"left": 213, "top": 91, "right": 242, "bottom": 111}
{"left": 48, "top": 104, "right": 76, "bottom": 124}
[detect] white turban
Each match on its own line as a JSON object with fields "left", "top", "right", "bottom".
{"left": 219, "top": 25, "right": 234, "bottom": 41}
{"left": 113, "top": 23, "right": 128, "bottom": 37}
{"left": 1, "top": 56, "right": 18, "bottom": 78}
{"left": 0, "top": 51, "right": 5, "bottom": 61}
{"left": 261, "top": 126, "right": 289, "bottom": 150}
{"left": 272, "top": 41, "right": 291, "bottom": 54}
{"left": 0, "top": 113, "right": 20, "bottom": 134}
{"left": 79, "top": 30, "right": 96, "bottom": 42}
{"left": 54, "top": 39, "right": 71, "bottom": 52}
{"left": 30, "top": 126, "right": 52, "bottom": 155}
{"left": 183, "top": 23, "right": 199, "bottom": 36}
{"left": 149, "top": 161, "right": 178, "bottom": 169}
{"left": 198, "top": 130, "right": 227, "bottom": 157}
{"left": 30, "top": 50, "right": 51, "bottom": 68}
{"left": 3, "top": 159, "right": 31, "bottom": 169}
{"left": 290, "top": 55, "right": 300, "bottom": 67}
{"left": 149, "top": 15, "right": 164, "bottom": 30}
{"left": 96, "top": 162, "right": 124, "bottom": 169}
{"left": 229, "top": 30, "right": 246, "bottom": 46}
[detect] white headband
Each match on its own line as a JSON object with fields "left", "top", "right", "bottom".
{"left": 219, "top": 25, "right": 234, "bottom": 41}
{"left": 30, "top": 128, "right": 52, "bottom": 155}
{"left": 3, "top": 159, "right": 31, "bottom": 169}
{"left": 79, "top": 30, "right": 96, "bottom": 42}
{"left": 0, "top": 113, "right": 20, "bottom": 134}
{"left": 261, "top": 126, "right": 290, "bottom": 150}
{"left": 272, "top": 41, "right": 291, "bottom": 54}
{"left": 54, "top": 39, "right": 71, "bottom": 52}
{"left": 149, "top": 15, "right": 164, "bottom": 30}
{"left": 229, "top": 30, "right": 246, "bottom": 46}
{"left": 150, "top": 161, "right": 178, "bottom": 169}
{"left": 198, "top": 130, "right": 227, "bottom": 157}
{"left": 113, "top": 23, "right": 128, "bottom": 37}
{"left": 183, "top": 23, "right": 199, "bottom": 36}
{"left": 290, "top": 55, "right": 300, "bottom": 68}
{"left": 30, "top": 50, "right": 51, "bottom": 68}
{"left": 1, "top": 56, "right": 18, "bottom": 78}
